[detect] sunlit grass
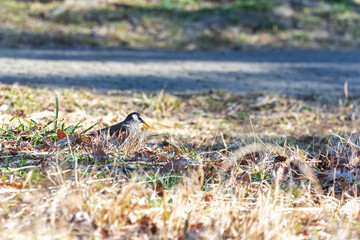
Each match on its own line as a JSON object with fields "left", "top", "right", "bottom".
{"left": 1, "top": 84, "right": 360, "bottom": 238}
{"left": 1, "top": 0, "right": 360, "bottom": 49}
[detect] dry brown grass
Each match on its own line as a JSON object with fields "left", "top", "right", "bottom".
{"left": 1, "top": 0, "right": 360, "bottom": 49}
{"left": 2, "top": 167, "right": 359, "bottom": 239}
{"left": 1, "top": 84, "right": 360, "bottom": 239}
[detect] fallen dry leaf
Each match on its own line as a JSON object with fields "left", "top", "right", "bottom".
{"left": 202, "top": 193, "right": 213, "bottom": 202}
{"left": 190, "top": 222, "right": 204, "bottom": 231}
{"left": 157, "top": 155, "right": 169, "bottom": 162}
{"left": 160, "top": 157, "right": 188, "bottom": 173}
{"left": 274, "top": 155, "right": 287, "bottom": 163}
{"left": 237, "top": 152, "right": 259, "bottom": 165}
{"left": 237, "top": 173, "right": 252, "bottom": 184}
{"left": 1, "top": 140, "right": 33, "bottom": 152}
{"left": 137, "top": 215, "right": 158, "bottom": 234}
{"left": 0, "top": 179, "right": 25, "bottom": 189}
{"left": 57, "top": 129, "right": 67, "bottom": 140}
{"left": 156, "top": 182, "right": 164, "bottom": 197}
{"left": 74, "top": 134, "right": 87, "bottom": 145}
{"left": 143, "top": 146, "right": 155, "bottom": 158}
{"left": 93, "top": 147, "right": 109, "bottom": 162}
{"left": 99, "top": 228, "right": 109, "bottom": 238}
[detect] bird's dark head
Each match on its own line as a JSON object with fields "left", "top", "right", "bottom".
{"left": 126, "top": 112, "right": 150, "bottom": 127}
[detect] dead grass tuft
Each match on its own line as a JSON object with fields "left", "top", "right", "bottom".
{"left": 1, "top": 84, "right": 360, "bottom": 239}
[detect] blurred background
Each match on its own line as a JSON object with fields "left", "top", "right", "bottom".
{"left": 1, "top": 0, "right": 360, "bottom": 50}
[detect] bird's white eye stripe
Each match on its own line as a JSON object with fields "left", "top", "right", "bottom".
{"left": 132, "top": 114, "right": 138, "bottom": 121}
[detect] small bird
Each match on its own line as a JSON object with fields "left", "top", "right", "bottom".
{"left": 88, "top": 112, "right": 150, "bottom": 137}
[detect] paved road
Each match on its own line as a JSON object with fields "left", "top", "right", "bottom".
{"left": 1, "top": 48, "right": 359, "bottom": 96}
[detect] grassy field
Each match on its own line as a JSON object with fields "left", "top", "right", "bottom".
{"left": 1, "top": 0, "right": 360, "bottom": 49}
{"left": 1, "top": 84, "right": 360, "bottom": 238}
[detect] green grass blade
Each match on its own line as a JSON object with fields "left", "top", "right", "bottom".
{"left": 81, "top": 120, "right": 100, "bottom": 135}
{"left": 54, "top": 96, "right": 59, "bottom": 131}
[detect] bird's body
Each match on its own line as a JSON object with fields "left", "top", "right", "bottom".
{"left": 88, "top": 112, "right": 149, "bottom": 137}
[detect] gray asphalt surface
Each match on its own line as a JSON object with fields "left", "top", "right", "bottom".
{"left": 1, "top": 48, "right": 359, "bottom": 96}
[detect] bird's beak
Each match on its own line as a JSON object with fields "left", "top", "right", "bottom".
{"left": 142, "top": 121, "right": 150, "bottom": 128}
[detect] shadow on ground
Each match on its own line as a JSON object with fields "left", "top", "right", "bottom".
{"left": 1, "top": 48, "right": 360, "bottom": 96}
{"left": 2, "top": 48, "right": 360, "bottom": 63}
